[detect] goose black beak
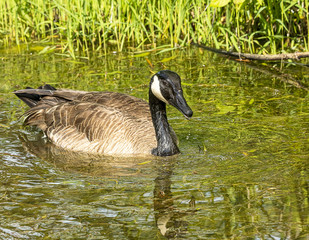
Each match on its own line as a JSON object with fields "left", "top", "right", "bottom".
{"left": 169, "top": 92, "right": 193, "bottom": 120}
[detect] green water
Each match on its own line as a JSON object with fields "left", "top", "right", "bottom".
{"left": 0, "top": 46, "right": 308, "bottom": 239}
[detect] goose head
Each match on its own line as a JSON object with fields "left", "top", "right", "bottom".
{"left": 150, "top": 70, "right": 193, "bottom": 119}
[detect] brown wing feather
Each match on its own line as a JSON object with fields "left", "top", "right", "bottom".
{"left": 53, "top": 91, "right": 152, "bottom": 120}
{"left": 24, "top": 92, "right": 157, "bottom": 155}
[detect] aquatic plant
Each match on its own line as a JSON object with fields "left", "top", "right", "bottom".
{"left": 0, "top": 0, "right": 308, "bottom": 54}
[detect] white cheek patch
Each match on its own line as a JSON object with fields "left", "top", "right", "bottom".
{"left": 151, "top": 75, "right": 168, "bottom": 104}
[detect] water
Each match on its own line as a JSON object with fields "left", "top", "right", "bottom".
{"left": 0, "top": 45, "right": 308, "bottom": 239}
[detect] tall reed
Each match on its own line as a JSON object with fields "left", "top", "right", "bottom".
{"left": 0, "top": 0, "right": 307, "bottom": 54}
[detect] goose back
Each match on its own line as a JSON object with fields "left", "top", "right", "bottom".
{"left": 20, "top": 90, "right": 158, "bottom": 155}
{"left": 56, "top": 91, "right": 152, "bottom": 119}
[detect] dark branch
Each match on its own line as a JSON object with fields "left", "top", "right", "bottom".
{"left": 192, "top": 43, "right": 309, "bottom": 61}
{"left": 192, "top": 43, "right": 309, "bottom": 91}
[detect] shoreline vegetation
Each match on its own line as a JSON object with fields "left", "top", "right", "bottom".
{"left": 0, "top": 0, "right": 308, "bottom": 56}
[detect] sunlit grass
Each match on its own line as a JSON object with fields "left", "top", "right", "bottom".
{"left": 0, "top": 0, "right": 308, "bottom": 55}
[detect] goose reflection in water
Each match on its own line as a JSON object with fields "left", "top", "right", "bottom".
{"left": 19, "top": 134, "right": 197, "bottom": 238}
{"left": 153, "top": 159, "right": 197, "bottom": 238}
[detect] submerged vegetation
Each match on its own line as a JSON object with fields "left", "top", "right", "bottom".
{"left": 0, "top": 0, "right": 308, "bottom": 55}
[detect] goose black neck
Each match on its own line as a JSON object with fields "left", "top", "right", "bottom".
{"left": 149, "top": 89, "right": 180, "bottom": 156}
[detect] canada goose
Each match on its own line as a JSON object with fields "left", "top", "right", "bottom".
{"left": 14, "top": 70, "right": 193, "bottom": 156}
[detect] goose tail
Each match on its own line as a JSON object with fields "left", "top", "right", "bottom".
{"left": 14, "top": 84, "right": 56, "bottom": 108}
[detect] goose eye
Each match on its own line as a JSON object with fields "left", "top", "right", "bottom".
{"left": 161, "top": 80, "right": 169, "bottom": 87}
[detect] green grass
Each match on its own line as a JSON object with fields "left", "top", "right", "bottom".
{"left": 0, "top": 0, "right": 308, "bottom": 55}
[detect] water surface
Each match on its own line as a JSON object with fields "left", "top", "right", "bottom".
{"left": 0, "top": 46, "right": 308, "bottom": 239}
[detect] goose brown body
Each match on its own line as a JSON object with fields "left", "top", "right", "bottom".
{"left": 22, "top": 91, "right": 157, "bottom": 155}
{"left": 14, "top": 70, "right": 193, "bottom": 156}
